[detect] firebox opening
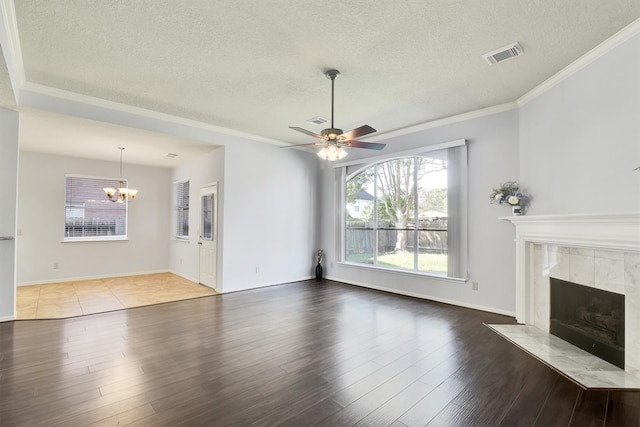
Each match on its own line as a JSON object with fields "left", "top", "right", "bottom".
{"left": 550, "top": 277, "right": 625, "bottom": 369}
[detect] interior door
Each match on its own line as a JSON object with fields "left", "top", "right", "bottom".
{"left": 198, "top": 183, "right": 218, "bottom": 290}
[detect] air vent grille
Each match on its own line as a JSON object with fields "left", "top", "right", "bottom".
{"left": 307, "top": 116, "right": 327, "bottom": 125}
{"left": 482, "top": 42, "right": 524, "bottom": 65}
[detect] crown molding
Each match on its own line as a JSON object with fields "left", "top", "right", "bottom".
{"left": 370, "top": 18, "right": 640, "bottom": 140}
{"left": 367, "top": 102, "right": 518, "bottom": 142}
{"left": 0, "top": 0, "right": 25, "bottom": 100}
{"left": 19, "top": 82, "right": 285, "bottom": 146}
{"left": 517, "top": 18, "right": 640, "bottom": 107}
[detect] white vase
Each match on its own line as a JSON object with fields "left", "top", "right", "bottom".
{"left": 512, "top": 205, "right": 523, "bottom": 216}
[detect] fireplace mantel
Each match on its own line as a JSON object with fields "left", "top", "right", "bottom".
{"left": 501, "top": 212, "right": 640, "bottom": 324}
{"left": 501, "top": 212, "right": 640, "bottom": 249}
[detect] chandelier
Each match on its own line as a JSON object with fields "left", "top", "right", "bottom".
{"left": 103, "top": 147, "right": 138, "bottom": 203}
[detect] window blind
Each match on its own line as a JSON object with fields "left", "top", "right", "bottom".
{"left": 65, "top": 175, "right": 128, "bottom": 240}
{"left": 175, "top": 179, "right": 190, "bottom": 238}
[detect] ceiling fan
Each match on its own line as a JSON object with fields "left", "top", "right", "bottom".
{"left": 284, "top": 69, "right": 385, "bottom": 161}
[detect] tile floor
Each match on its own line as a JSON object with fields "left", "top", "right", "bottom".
{"left": 15, "top": 272, "right": 217, "bottom": 320}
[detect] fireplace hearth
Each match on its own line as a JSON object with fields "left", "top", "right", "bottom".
{"left": 495, "top": 213, "right": 640, "bottom": 389}
{"left": 550, "top": 277, "right": 624, "bottom": 368}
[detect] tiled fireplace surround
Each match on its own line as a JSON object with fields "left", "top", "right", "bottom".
{"left": 502, "top": 213, "right": 640, "bottom": 384}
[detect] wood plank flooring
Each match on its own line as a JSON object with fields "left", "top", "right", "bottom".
{"left": 15, "top": 273, "right": 216, "bottom": 319}
{"left": 1, "top": 280, "right": 638, "bottom": 426}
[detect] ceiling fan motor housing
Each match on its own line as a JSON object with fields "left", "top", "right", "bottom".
{"left": 321, "top": 128, "right": 343, "bottom": 140}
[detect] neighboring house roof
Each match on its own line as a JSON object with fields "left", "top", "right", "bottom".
{"left": 355, "top": 190, "right": 374, "bottom": 201}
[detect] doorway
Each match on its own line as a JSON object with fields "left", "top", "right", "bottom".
{"left": 199, "top": 183, "right": 218, "bottom": 291}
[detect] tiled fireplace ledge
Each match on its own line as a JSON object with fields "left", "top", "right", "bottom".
{"left": 486, "top": 324, "right": 640, "bottom": 390}
{"left": 494, "top": 212, "right": 640, "bottom": 390}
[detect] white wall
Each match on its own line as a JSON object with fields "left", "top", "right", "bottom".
{"left": 16, "top": 151, "right": 172, "bottom": 284}
{"left": 221, "top": 140, "right": 319, "bottom": 292}
{"left": 170, "top": 139, "right": 321, "bottom": 294}
{"left": 520, "top": 33, "right": 640, "bottom": 215}
{"left": 170, "top": 147, "right": 225, "bottom": 283}
{"left": 0, "top": 108, "right": 19, "bottom": 320}
{"left": 320, "top": 109, "right": 520, "bottom": 315}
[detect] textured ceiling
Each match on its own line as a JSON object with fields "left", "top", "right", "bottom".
{"left": 8, "top": 1, "right": 640, "bottom": 161}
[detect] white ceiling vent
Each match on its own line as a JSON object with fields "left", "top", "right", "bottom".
{"left": 482, "top": 42, "right": 524, "bottom": 65}
{"left": 307, "top": 116, "right": 327, "bottom": 125}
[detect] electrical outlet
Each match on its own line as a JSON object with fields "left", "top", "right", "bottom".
{"left": 256, "top": 266, "right": 259, "bottom": 274}
{"left": 53, "top": 262, "right": 59, "bottom": 270}
{"left": 472, "top": 281, "right": 478, "bottom": 291}
{"left": 179, "top": 258, "right": 183, "bottom": 265}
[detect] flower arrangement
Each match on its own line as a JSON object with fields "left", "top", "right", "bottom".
{"left": 489, "top": 181, "right": 526, "bottom": 206}
{"left": 316, "top": 249, "right": 324, "bottom": 265}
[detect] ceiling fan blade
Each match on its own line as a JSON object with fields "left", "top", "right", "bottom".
{"left": 289, "top": 127, "right": 323, "bottom": 139}
{"left": 341, "top": 125, "right": 377, "bottom": 141}
{"left": 280, "top": 141, "right": 325, "bottom": 149}
{"left": 345, "top": 140, "right": 386, "bottom": 150}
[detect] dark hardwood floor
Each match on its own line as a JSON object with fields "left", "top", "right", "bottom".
{"left": 1, "top": 280, "right": 638, "bottom": 426}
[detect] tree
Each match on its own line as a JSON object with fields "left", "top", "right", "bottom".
{"left": 375, "top": 157, "right": 446, "bottom": 252}
{"left": 420, "top": 188, "right": 447, "bottom": 214}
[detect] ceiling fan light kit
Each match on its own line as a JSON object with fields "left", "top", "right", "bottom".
{"left": 317, "top": 144, "right": 348, "bottom": 161}
{"left": 285, "top": 69, "right": 385, "bottom": 161}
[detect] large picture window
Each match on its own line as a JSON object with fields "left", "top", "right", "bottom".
{"left": 175, "top": 179, "right": 190, "bottom": 239}
{"left": 64, "top": 175, "right": 128, "bottom": 241}
{"left": 344, "top": 142, "right": 467, "bottom": 279}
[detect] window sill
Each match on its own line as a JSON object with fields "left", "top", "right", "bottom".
{"left": 172, "top": 237, "right": 190, "bottom": 243}
{"left": 336, "top": 261, "right": 468, "bottom": 283}
{"left": 62, "top": 237, "right": 128, "bottom": 243}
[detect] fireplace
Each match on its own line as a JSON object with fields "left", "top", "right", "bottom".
{"left": 501, "top": 212, "right": 640, "bottom": 385}
{"left": 550, "top": 277, "right": 625, "bottom": 368}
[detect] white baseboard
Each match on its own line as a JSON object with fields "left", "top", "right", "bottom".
{"left": 325, "top": 275, "right": 516, "bottom": 318}
{"left": 17, "top": 269, "right": 171, "bottom": 286}
{"left": 0, "top": 315, "right": 15, "bottom": 322}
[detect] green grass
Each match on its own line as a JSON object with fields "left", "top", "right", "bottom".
{"left": 346, "top": 251, "right": 447, "bottom": 273}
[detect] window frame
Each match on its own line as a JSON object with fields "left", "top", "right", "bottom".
{"left": 174, "top": 178, "right": 190, "bottom": 240}
{"left": 63, "top": 174, "right": 129, "bottom": 243}
{"left": 336, "top": 139, "right": 468, "bottom": 281}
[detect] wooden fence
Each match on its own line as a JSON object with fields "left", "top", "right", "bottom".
{"left": 65, "top": 218, "right": 125, "bottom": 237}
{"left": 346, "top": 220, "right": 448, "bottom": 255}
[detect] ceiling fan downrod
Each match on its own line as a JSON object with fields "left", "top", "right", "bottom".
{"left": 325, "top": 69, "right": 340, "bottom": 130}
